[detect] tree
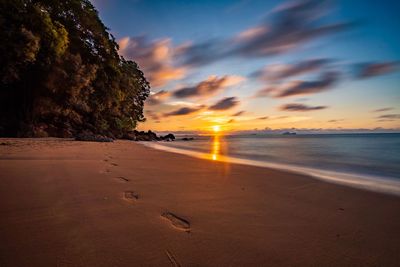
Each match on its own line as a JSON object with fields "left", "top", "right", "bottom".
{"left": 0, "top": 0, "right": 150, "bottom": 137}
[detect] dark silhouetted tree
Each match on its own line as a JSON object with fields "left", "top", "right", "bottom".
{"left": 0, "top": 0, "right": 150, "bottom": 137}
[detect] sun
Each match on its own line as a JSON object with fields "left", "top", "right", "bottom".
{"left": 212, "top": 125, "right": 221, "bottom": 132}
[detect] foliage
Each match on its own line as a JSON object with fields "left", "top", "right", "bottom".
{"left": 0, "top": 0, "right": 150, "bottom": 137}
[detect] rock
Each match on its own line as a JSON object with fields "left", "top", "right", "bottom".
{"left": 136, "top": 134, "right": 150, "bottom": 141}
{"left": 134, "top": 131, "right": 151, "bottom": 141}
{"left": 122, "top": 132, "right": 137, "bottom": 141}
{"left": 44, "top": 124, "right": 59, "bottom": 137}
{"left": 121, "top": 130, "right": 175, "bottom": 142}
{"left": 58, "top": 128, "right": 73, "bottom": 138}
{"left": 182, "top": 137, "right": 194, "bottom": 141}
{"left": 32, "top": 124, "right": 49, "bottom": 138}
{"left": 57, "top": 123, "right": 74, "bottom": 138}
{"left": 161, "top": 133, "right": 175, "bottom": 141}
{"left": 147, "top": 130, "right": 159, "bottom": 141}
{"left": 75, "top": 131, "right": 114, "bottom": 142}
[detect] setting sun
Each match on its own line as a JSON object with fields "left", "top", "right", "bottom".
{"left": 212, "top": 125, "right": 221, "bottom": 132}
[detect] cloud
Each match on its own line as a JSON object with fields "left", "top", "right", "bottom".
{"left": 235, "top": 27, "right": 267, "bottom": 42}
{"left": 175, "top": 39, "right": 229, "bottom": 67}
{"left": 231, "top": 110, "right": 246, "bottom": 116}
{"left": 254, "top": 87, "right": 276, "bottom": 98}
{"left": 355, "top": 62, "right": 398, "bottom": 78}
{"left": 176, "top": 0, "right": 352, "bottom": 66}
{"left": 280, "top": 103, "right": 327, "bottom": 111}
{"left": 257, "top": 71, "right": 339, "bottom": 98}
{"left": 168, "top": 101, "right": 202, "bottom": 107}
{"left": 328, "top": 119, "right": 344, "bottom": 123}
{"left": 232, "top": 0, "right": 352, "bottom": 58}
{"left": 118, "top": 36, "right": 186, "bottom": 87}
{"left": 235, "top": 127, "right": 400, "bottom": 134}
{"left": 266, "top": 115, "right": 311, "bottom": 123}
{"left": 163, "top": 106, "right": 204, "bottom": 117}
{"left": 146, "top": 90, "right": 170, "bottom": 105}
{"left": 172, "top": 75, "right": 244, "bottom": 98}
{"left": 377, "top": 119, "right": 395, "bottom": 122}
{"left": 377, "top": 114, "right": 400, "bottom": 119}
{"left": 257, "top": 116, "right": 269, "bottom": 120}
{"left": 209, "top": 97, "right": 239, "bottom": 111}
{"left": 251, "top": 58, "right": 330, "bottom": 82}
{"left": 146, "top": 110, "right": 161, "bottom": 121}
{"left": 372, "top": 107, "right": 394, "bottom": 113}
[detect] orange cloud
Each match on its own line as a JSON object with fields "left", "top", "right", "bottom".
{"left": 146, "top": 90, "right": 171, "bottom": 105}
{"left": 118, "top": 37, "right": 186, "bottom": 87}
{"left": 172, "top": 75, "right": 245, "bottom": 99}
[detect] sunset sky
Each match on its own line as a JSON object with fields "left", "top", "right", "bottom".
{"left": 93, "top": 0, "right": 400, "bottom": 132}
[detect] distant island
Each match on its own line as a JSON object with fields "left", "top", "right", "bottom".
{"left": 0, "top": 0, "right": 150, "bottom": 139}
{"left": 282, "top": 131, "right": 297, "bottom": 135}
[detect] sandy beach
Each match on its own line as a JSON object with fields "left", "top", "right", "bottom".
{"left": 0, "top": 138, "right": 399, "bottom": 267}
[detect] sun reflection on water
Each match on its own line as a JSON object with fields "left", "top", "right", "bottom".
{"left": 211, "top": 134, "right": 221, "bottom": 161}
{"left": 209, "top": 133, "right": 231, "bottom": 175}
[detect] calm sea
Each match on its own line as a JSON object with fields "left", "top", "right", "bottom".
{"left": 143, "top": 133, "right": 400, "bottom": 195}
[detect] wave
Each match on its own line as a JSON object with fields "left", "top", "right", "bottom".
{"left": 141, "top": 142, "right": 400, "bottom": 197}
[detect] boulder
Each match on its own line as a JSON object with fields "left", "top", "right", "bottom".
{"left": 161, "top": 133, "right": 175, "bottom": 141}
{"left": 122, "top": 131, "right": 137, "bottom": 141}
{"left": 121, "top": 130, "right": 175, "bottom": 142}
{"left": 32, "top": 125, "right": 49, "bottom": 138}
{"left": 58, "top": 128, "right": 73, "bottom": 138}
{"left": 147, "top": 130, "right": 159, "bottom": 141}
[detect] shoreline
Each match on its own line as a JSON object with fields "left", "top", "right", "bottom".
{"left": 142, "top": 141, "right": 400, "bottom": 197}
{"left": 1, "top": 138, "right": 400, "bottom": 266}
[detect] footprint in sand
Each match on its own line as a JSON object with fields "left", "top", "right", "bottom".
{"left": 123, "top": 191, "right": 139, "bottom": 202}
{"left": 100, "top": 169, "right": 111, "bottom": 174}
{"left": 115, "top": 176, "right": 129, "bottom": 182}
{"left": 161, "top": 212, "right": 190, "bottom": 232}
{"left": 110, "top": 162, "right": 118, "bottom": 166}
{"left": 165, "top": 249, "right": 181, "bottom": 267}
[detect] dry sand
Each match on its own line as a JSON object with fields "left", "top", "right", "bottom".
{"left": 0, "top": 138, "right": 399, "bottom": 266}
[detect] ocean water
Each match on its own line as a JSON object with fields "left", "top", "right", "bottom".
{"left": 143, "top": 133, "right": 400, "bottom": 195}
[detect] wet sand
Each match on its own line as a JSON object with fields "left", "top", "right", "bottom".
{"left": 0, "top": 138, "right": 399, "bottom": 266}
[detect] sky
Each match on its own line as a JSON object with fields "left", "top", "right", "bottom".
{"left": 92, "top": 0, "right": 400, "bottom": 133}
